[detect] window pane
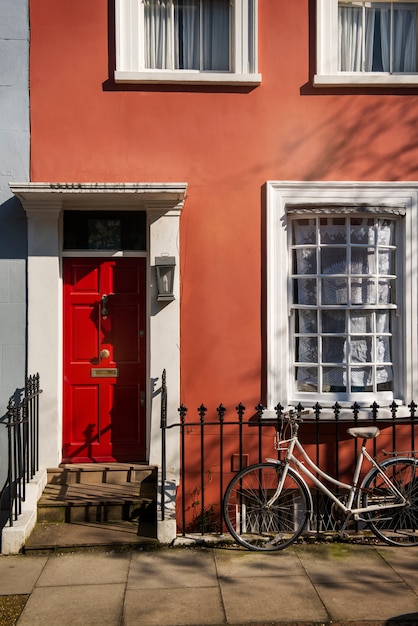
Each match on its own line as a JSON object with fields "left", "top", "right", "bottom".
{"left": 296, "top": 367, "right": 318, "bottom": 392}
{"left": 293, "top": 219, "right": 317, "bottom": 244}
{"left": 294, "top": 278, "right": 317, "bottom": 305}
{"left": 201, "top": 0, "right": 230, "bottom": 71}
{"left": 322, "top": 310, "right": 346, "bottom": 333}
{"left": 321, "top": 247, "right": 347, "bottom": 273}
{"left": 145, "top": 0, "right": 171, "bottom": 69}
{"left": 323, "top": 336, "right": 346, "bottom": 363}
{"left": 350, "top": 310, "right": 372, "bottom": 333}
{"left": 175, "top": 0, "right": 200, "bottom": 69}
{"left": 350, "top": 336, "right": 372, "bottom": 364}
{"left": 350, "top": 277, "right": 375, "bottom": 304}
{"left": 294, "top": 248, "right": 316, "bottom": 274}
{"left": 297, "top": 310, "right": 317, "bottom": 333}
{"left": 323, "top": 367, "right": 344, "bottom": 389}
{"left": 297, "top": 337, "right": 318, "bottom": 363}
{"left": 321, "top": 276, "right": 348, "bottom": 305}
{"left": 350, "top": 218, "right": 375, "bottom": 244}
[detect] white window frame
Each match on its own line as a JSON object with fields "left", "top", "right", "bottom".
{"left": 115, "top": 0, "right": 261, "bottom": 85}
{"left": 315, "top": 0, "right": 418, "bottom": 87}
{"left": 266, "top": 181, "right": 418, "bottom": 410}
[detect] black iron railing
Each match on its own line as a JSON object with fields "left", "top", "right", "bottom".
{"left": 160, "top": 385, "right": 418, "bottom": 536}
{"left": 0, "top": 374, "right": 42, "bottom": 527}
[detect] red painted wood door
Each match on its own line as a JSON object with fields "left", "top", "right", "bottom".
{"left": 63, "top": 258, "right": 146, "bottom": 462}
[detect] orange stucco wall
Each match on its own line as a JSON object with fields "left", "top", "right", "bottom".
{"left": 29, "top": 0, "right": 418, "bottom": 414}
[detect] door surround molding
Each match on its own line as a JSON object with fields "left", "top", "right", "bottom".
{"left": 10, "top": 182, "right": 187, "bottom": 473}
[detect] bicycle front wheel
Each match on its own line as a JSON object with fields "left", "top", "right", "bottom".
{"left": 223, "top": 462, "right": 310, "bottom": 551}
{"left": 362, "top": 457, "right": 418, "bottom": 547}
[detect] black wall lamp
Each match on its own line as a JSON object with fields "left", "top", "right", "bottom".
{"left": 155, "top": 256, "right": 176, "bottom": 302}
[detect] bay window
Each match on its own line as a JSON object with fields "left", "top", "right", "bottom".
{"left": 115, "top": 0, "right": 261, "bottom": 85}
{"left": 266, "top": 182, "right": 418, "bottom": 410}
{"left": 315, "top": 0, "right": 418, "bottom": 86}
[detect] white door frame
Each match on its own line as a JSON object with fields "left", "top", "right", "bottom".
{"left": 10, "top": 182, "right": 187, "bottom": 475}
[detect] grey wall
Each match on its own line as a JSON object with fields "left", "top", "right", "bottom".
{"left": 0, "top": 0, "right": 29, "bottom": 488}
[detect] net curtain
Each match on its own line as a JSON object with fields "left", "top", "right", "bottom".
{"left": 144, "top": 0, "right": 230, "bottom": 70}
{"left": 339, "top": 2, "right": 417, "bottom": 72}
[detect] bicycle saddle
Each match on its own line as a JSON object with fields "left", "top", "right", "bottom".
{"left": 347, "top": 426, "right": 380, "bottom": 439}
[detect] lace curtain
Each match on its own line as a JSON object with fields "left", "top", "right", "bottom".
{"left": 144, "top": 0, "right": 230, "bottom": 70}
{"left": 293, "top": 218, "right": 394, "bottom": 392}
{"left": 339, "top": 2, "right": 417, "bottom": 72}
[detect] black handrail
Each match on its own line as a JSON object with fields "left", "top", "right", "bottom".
{"left": 0, "top": 374, "right": 42, "bottom": 527}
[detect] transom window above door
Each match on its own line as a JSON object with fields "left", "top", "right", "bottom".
{"left": 114, "top": 0, "right": 261, "bottom": 85}
{"left": 63, "top": 211, "right": 147, "bottom": 251}
{"left": 315, "top": 0, "right": 418, "bottom": 86}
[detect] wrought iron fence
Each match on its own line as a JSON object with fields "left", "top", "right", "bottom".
{"left": 160, "top": 376, "right": 418, "bottom": 536}
{"left": 0, "top": 374, "right": 42, "bottom": 527}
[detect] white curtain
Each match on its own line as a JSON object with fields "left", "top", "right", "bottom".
{"left": 339, "top": 2, "right": 417, "bottom": 72}
{"left": 144, "top": 0, "right": 230, "bottom": 71}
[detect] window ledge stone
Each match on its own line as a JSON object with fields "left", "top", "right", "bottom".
{"left": 314, "top": 73, "right": 418, "bottom": 88}
{"left": 114, "top": 70, "right": 262, "bottom": 86}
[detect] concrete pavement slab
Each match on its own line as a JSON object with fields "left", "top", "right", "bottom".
{"left": 295, "top": 543, "right": 402, "bottom": 585}
{"left": 219, "top": 573, "right": 329, "bottom": 624}
{"left": 213, "top": 546, "right": 305, "bottom": 579}
{"left": 124, "top": 586, "right": 225, "bottom": 625}
{"left": 315, "top": 580, "right": 418, "bottom": 623}
{"left": 0, "top": 555, "right": 47, "bottom": 595}
{"left": 35, "top": 551, "right": 131, "bottom": 587}
{"left": 127, "top": 548, "right": 218, "bottom": 589}
{"left": 16, "top": 583, "right": 125, "bottom": 626}
{"left": 376, "top": 545, "right": 418, "bottom": 592}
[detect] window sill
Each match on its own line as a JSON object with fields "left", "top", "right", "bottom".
{"left": 114, "top": 70, "right": 262, "bottom": 86}
{"left": 314, "top": 73, "right": 418, "bottom": 88}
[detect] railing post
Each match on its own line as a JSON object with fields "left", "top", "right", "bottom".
{"left": 178, "top": 404, "right": 187, "bottom": 536}
{"left": 160, "top": 369, "right": 167, "bottom": 522}
{"left": 198, "top": 404, "right": 207, "bottom": 535}
{"left": 217, "top": 404, "right": 226, "bottom": 533}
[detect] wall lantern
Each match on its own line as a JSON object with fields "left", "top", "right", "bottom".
{"left": 155, "top": 256, "right": 176, "bottom": 302}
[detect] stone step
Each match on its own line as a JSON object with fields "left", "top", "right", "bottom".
{"left": 47, "top": 463, "right": 155, "bottom": 486}
{"left": 29, "top": 463, "right": 159, "bottom": 547}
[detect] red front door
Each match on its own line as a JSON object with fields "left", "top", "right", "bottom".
{"left": 63, "top": 258, "right": 146, "bottom": 462}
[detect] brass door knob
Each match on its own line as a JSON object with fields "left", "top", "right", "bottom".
{"left": 100, "top": 349, "right": 110, "bottom": 359}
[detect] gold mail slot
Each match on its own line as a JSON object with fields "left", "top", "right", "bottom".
{"left": 91, "top": 368, "right": 119, "bottom": 378}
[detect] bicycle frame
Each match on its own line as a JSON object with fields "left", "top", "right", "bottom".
{"left": 269, "top": 424, "right": 408, "bottom": 521}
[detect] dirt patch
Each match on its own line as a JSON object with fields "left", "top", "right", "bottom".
{"left": 0, "top": 595, "right": 29, "bottom": 626}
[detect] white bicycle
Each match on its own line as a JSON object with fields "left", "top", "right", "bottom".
{"left": 223, "top": 409, "right": 418, "bottom": 551}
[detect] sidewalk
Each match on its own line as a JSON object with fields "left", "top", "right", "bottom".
{"left": 1, "top": 541, "right": 418, "bottom": 626}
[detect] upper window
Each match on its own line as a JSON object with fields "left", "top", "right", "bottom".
{"left": 115, "top": 0, "right": 261, "bottom": 85}
{"left": 315, "top": 0, "right": 418, "bottom": 86}
{"left": 266, "top": 182, "right": 418, "bottom": 410}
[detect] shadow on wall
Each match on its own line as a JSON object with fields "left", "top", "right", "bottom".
{"left": 0, "top": 195, "right": 28, "bottom": 513}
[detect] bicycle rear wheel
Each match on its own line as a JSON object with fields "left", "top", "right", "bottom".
{"left": 361, "top": 457, "right": 418, "bottom": 546}
{"left": 223, "top": 462, "right": 310, "bottom": 551}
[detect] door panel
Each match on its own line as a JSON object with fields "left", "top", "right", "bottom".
{"left": 63, "top": 258, "right": 146, "bottom": 462}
